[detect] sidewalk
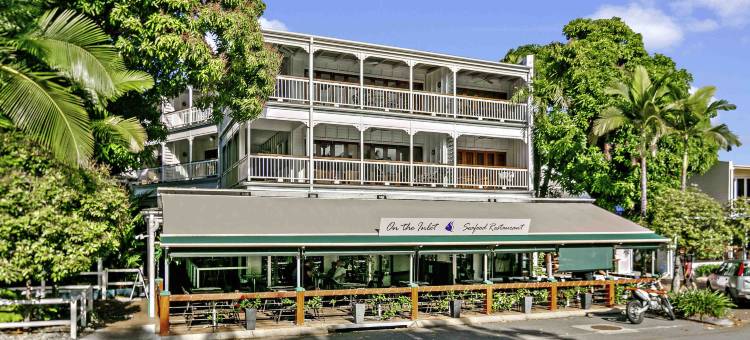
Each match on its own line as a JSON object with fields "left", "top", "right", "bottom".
{"left": 159, "top": 306, "right": 621, "bottom": 340}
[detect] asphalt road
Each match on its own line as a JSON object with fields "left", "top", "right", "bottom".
{"left": 279, "top": 310, "right": 750, "bottom": 340}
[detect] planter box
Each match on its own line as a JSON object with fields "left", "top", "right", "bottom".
{"left": 581, "top": 293, "right": 592, "bottom": 310}
{"left": 449, "top": 300, "right": 461, "bottom": 318}
{"left": 244, "top": 308, "right": 257, "bottom": 330}
{"left": 522, "top": 296, "right": 533, "bottom": 314}
{"left": 353, "top": 303, "right": 366, "bottom": 324}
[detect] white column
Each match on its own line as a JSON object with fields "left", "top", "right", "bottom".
{"left": 651, "top": 250, "right": 656, "bottom": 275}
{"left": 483, "top": 253, "right": 488, "bottom": 282}
{"left": 359, "top": 55, "right": 365, "bottom": 109}
{"left": 451, "top": 254, "right": 457, "bottom": 284}
{"left": 146, "top": 213, "right": 156, "bottom": 318}
{"left": 266, "top": 256, "right": 272, "bottom": 287}
{"left": 524, "top": 55, "right": 535, "bottom": 192}
{"left": 160, "top": 142, "right": 166, "bottom": 182}
{"left": 187, "top": 137, "right": 193, "bottom": 163}
{"left": 452, "top": 135, "right": 458, "bottom": 187}
{"left": 360, "top": 128, "right": 365, "bottom": 185}
{"left": 546, "top": 253, "right": 553, "bottom": 279}
{"left": 296, "top": 254, "right": 302, "bottom": 289}
{"left": 251, "top": 122, "right": 258, "bottom": 182}
{"left": 532, "top": 252, "right": 538, "bottom": 277}
{"left": 187, "top": 85, "right": 194, "bottom": 108}
{"left": 308, "top": 39, "right": 315, "bottom": 191}
{"left": 452, "top": 69, "right": 457, "bottom": 119}
{"left": 163, "top": 247, "right": 169, "bottom": 291}
{"left": 408, "top": 62, "right": 414, "bottom": 113}
{"left": 409, "top": 254, "right": 414, "bottom": 285}
{"left": 409, "top": 132, "right": 414, "bottom": 186}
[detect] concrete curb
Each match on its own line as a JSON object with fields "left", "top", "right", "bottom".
{"left": 162, "top": 307, "right": 621, "bottom": 339}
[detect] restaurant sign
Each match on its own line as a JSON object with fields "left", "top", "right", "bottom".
{"left": 378, "top": 218, "right": 530, "bottom": 236}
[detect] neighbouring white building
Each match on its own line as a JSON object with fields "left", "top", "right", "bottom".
{"left": 690, "top": 160, "right": 750, "bottom": 203}
{"left": 132, "top": 30, "right": 667, "bottom": 318}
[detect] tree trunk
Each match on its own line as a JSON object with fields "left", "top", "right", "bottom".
{"left": 540, "top": 167, "right": 552, "bottom": 198}
{"left": 680, "top": 139, "right": 689, "bottom": 191}
{"left": 672, "top": 253, "right": 682, "bottom": 292}
{"left": 640, "top": 156, "right": 648, "bottom": 218}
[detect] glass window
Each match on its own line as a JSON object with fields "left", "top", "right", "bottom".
{"left": 347, "top": 144, "right": 358, "bottom": 158}
{"left": 738, "top": 178, "right": 746, "bottom": 197}
{"left": 386, "top": 148, "right": 397, "bottom": 161}
{"left": 334, "top": 143, "right": 345, "bottom": 157}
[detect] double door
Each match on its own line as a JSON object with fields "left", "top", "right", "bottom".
{"left": 458, "top": 150, "right": 507, "bottom": 167}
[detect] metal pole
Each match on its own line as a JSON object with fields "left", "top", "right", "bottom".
{"left": 267, "top": 256, "right": 272, "bottom": 287}
{"left": 96, "top": 258, "right": 103, "bottom": 300}
{"left": 296, "top": 254, "right": 302, "bottom": 289}
{"left": 146, "top": 212, "right": 155, "bottom": 318}
{"left": 483, "top": 253, "right": 488, "bottom": 282}
{"left": 163, "top": 247, "right": 169, "bottom": 292}
{"left": 651, "top": 250, "right": 656, "bottom": 276}
{"left": 409, "top": 254, "right": 414, "bottom": 285}
{"left": 451, "top": 254, "right": 457, "bottom": 284}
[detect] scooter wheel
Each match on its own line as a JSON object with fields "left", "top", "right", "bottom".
{"left": 663, "top": 299, "right": 676, "bottom": 320}
{"left": 626, "top": 300, "right": 644, "bottom": 324}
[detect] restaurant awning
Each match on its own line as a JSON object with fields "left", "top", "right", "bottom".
{"left": 159, "top": 192, "right": 668, "bottom": 249}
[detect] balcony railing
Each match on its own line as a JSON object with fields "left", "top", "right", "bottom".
{"left": 130, "top": 159, "right": 219, "bottom": 184}
{"left": 235, "top": 154, "right": 528, "bottom": 190}
{"left": 272, "top": 76, "right": 528, "bottom": 123}
{"left": 161, "top": 107, "right": 212, "bottom": 130}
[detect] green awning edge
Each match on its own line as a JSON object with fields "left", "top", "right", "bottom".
{"left": 161, "top": 232, "right": 667, "bottom": 247}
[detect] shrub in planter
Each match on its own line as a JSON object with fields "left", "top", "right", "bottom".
{"left": 671, "top": 289, "right": 735, "bottom": 320}
{"left": 239, "top": 298, "right": 262, "bottom": 330}
{"left": 694, "top": 264, "right": 721, "bottom": 277}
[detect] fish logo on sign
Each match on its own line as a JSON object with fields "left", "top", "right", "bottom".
{"left": 445, "top": 221, "right": 455, "bottom": 232}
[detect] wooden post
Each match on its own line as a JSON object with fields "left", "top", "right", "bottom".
{"left": 159, "top": 291, "right": 170, "bottom": 336}
{"left": 485, "top": 286, "right": 493, "bottom": 315}
{"left": 155, "top": 278, "right": 163, "bottom": 318}
{"left": 295, "top": 290, "right": 305, "bottom": 325}
{"left": 550, "top": 284, "right": 557, "bottom": 311}
{"left": 410, "top": 287, "right": 418, "bottom": 320}
{"left": 607, "top": 282, "right": 616, "bottom": 307}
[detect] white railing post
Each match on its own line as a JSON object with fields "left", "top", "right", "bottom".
{"left": 409, "top": 132, "right": 414, "bottom": 186}
{"left": 359, "top": 54, "right": 365, "bottom": 109}
{"left": 408, "top": 61, "right": 414, "bottom": 113}
{"left": 70, "top": 298, "right": 77, "bottom": 339}
{"left": 360, "top": 128, "right": 365, "bottom": 185}
{"left": 452, "top": 135, "right": 458, "bottom": 187}
{"left": 452, "top": 68, "right": 458, "bottom": 119}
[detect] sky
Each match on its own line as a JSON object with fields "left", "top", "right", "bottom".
{"left": 262, "top": 0, "right": 750, "bottom": 164}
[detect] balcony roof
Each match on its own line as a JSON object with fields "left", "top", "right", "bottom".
{"left": 263, "top": 29, "right": 531, "bottom": 78}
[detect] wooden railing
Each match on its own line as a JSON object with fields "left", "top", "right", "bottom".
{"left": 240, "top": 155, "right": 528, "bottom": 190}
{"left": 161, "top": 107, "right": 212, "bottom": 130}
{"left": 157, "top": 278, "right": 653, "bottom": 335}
{"left": 269, "top": 76, "right": 528, "bottom": 123}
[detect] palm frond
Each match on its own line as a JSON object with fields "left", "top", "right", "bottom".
{"left": 592, "top": 106, "right": 627, "bottom": 137}
{"left": 705, "top": 123, "right": 742, "bottom": 150}
{"left": 19, "top": 9, "right": 123, "bottom": 97}
{"left": 0, "top": 64, "right": 93, "bottom": 165}
{"left": 109, "top": 70, "right": 154, "bottom": 100}
{"left": 91, "top": 115, "right": 147, "bottom": 152}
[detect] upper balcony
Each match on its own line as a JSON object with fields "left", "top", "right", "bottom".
{"left": 265, "top": 30, "right": 532, "bottom": 125}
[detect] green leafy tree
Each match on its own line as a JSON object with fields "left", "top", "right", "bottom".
{"left": 647, "top": 186, "right": 731, "bottom": 259}
{"left": 666, "top": 86, "right": 741, "bottom": 190}
{"left": 592, "top": 65, "right": 674, "bottom": 217}
{"left": 0, "top": 132, "right": 136, "bottom": 285}
{"left": 68, "top": 0, "right": 281, "bottom": 123}
{"left": 503, "top": 18, "right": 721, "bottom": 217}
{"left": 726, "top": 198, "right": 750, "bottom": 252}
{"left": 0, "top": 8, "right": 153, "bottom": 166}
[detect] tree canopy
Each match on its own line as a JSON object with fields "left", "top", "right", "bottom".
{"left": 503, "top": 18, "right": 720, "bottom": 216}
{"left": 647, "top": 186, "right": 730, "bottom": 259}
{"left": 0, "top": 132, "right": 135, "bottom": 284}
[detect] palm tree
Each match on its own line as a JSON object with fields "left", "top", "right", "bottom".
{"left": 0, "top": 9, "right": 152, "bottom": 166}
{"left": 666, "top": 86, "right": 741, "bottom": 190}
{"left": 592, "top": 66, "right": 673, "bottom": 217}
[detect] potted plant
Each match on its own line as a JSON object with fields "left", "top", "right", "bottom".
{"left": 239, "top": 297, "right": 261, "bottom": 330}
